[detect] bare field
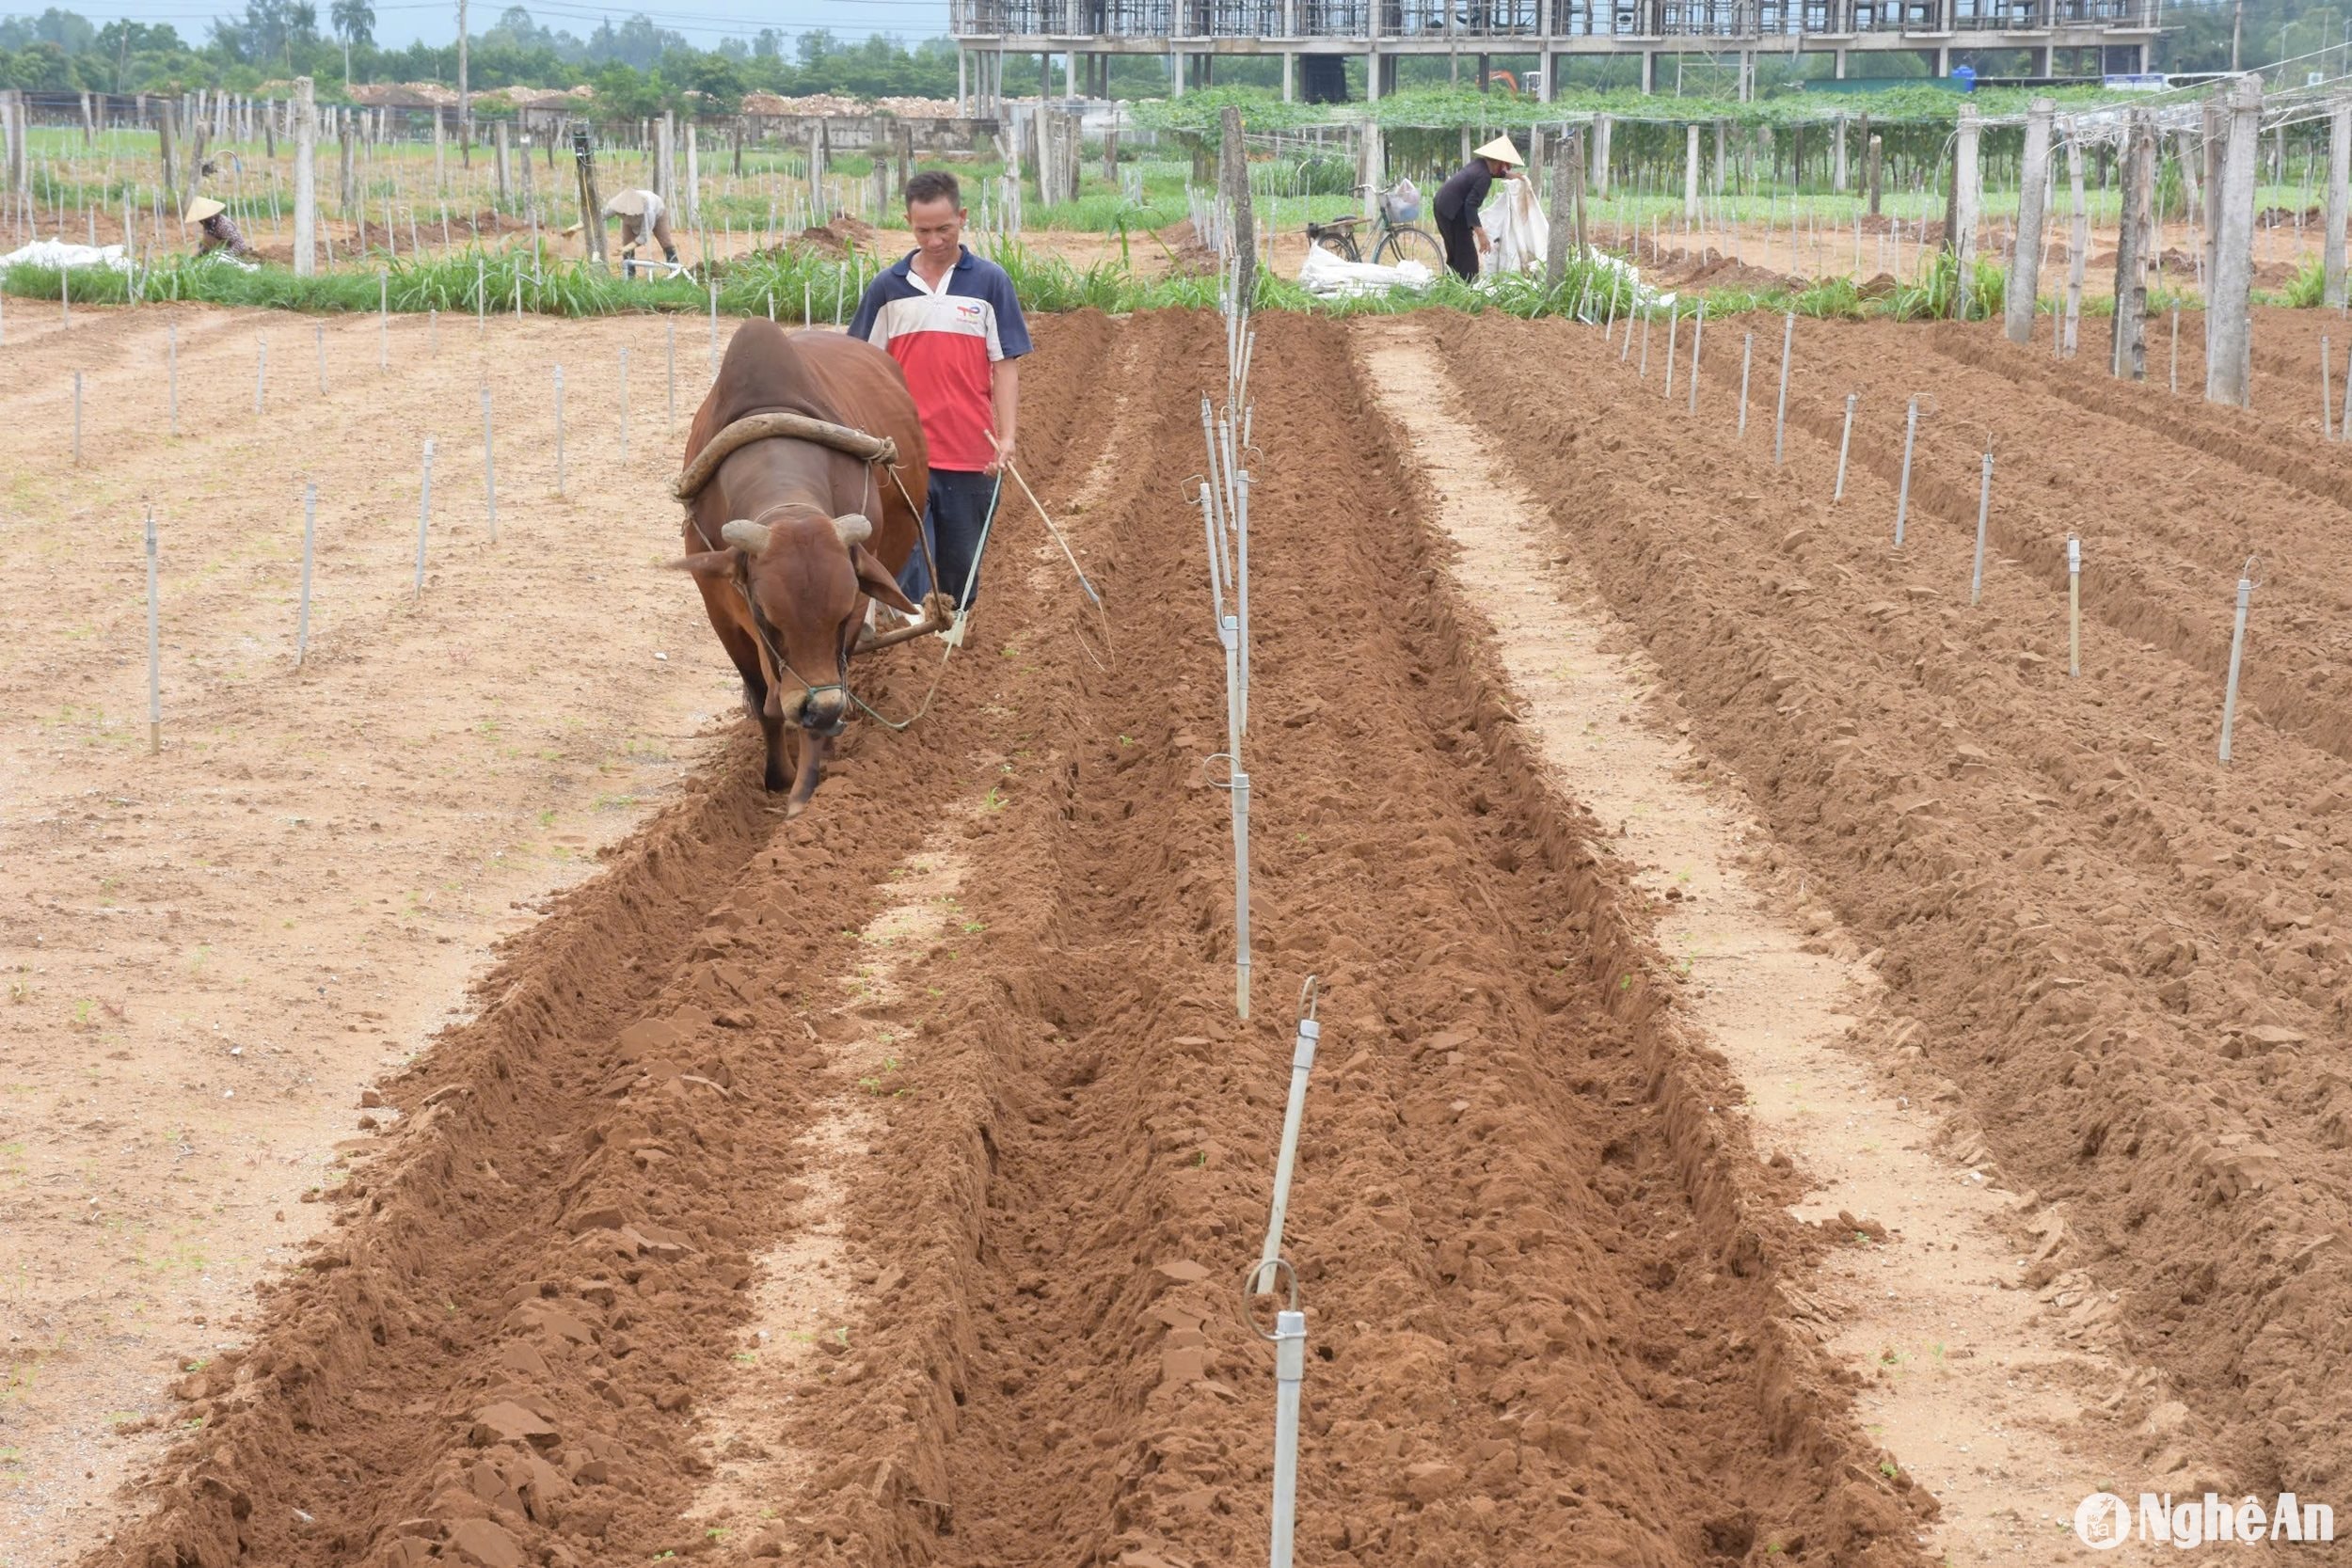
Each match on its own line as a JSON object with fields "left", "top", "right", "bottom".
{"left": 3, "top": 300, "right": 2343, "bottom": 1568}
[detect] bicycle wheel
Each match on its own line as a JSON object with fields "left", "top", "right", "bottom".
{"left": 1375, "top": 225, "right": 1447, "bottom": 274}
{"left": 1310, "top": 228, "right": 1361, "bottom": 264}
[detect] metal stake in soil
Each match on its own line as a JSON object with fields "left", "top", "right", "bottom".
{"left": 1663, "top": 306, "right": 1677, "bottom": 400}
{"left": 1200, "top": 483, "right": 1226, "bottom": 631}
{"left": 1739, "top": 332, "right": 1752, "bottom": 436}
{"left": 2219, "top": 559, "right": 2255, "bottom": 764}
{"left": 144, "top": 502, "right": 158, "bottom": 747}
{"left": 482, "top": 387, "right": 497, "bottom": 541}
{"left": 2324, "top": 337, "right": 2336, "bottom": 439}
{"left": 296, "top": 482, "right": 316, "bottom": 665}
{"left": 2067, "top": 534, "right": 2082, "bottom": 677}
{"left": 254, "top": 336, "right": 267, "bottom": 415}
{"left": 72, "top": 370, "right": 82, "bottom": 464}
{"left": 1834, "top": 393, "right": 1856, "bottom": 501}
{"left": 619, "top": 346, "right": 629, "bottom": 463}
{"left": 414, "top": 437, "right": 435, "bottom": 599}
{"left": 1894, "top": 396, "right": 1919, "bottom": 546}
{"left": 1688, "top": 305, "right": 1703, "bottom": 414}
{"left": 1258, "top": 987, "right": 1321, "bottom": 1278}
{"left": 1971, "top": 451, "right": 1994, "bottom": 605}
{"left": 379, "top": 271, "right": 389, "bottom": 371}
{"left": 168, "top": 323, "right": 178, "bottom": 435}
{"left": 1773, "top": 312, "right": 1793, "bottom": 466}
{"left": 1267, "top": 1305, "right": 1305, "bottom": 1568}
{"left": 1236, "top": 468, "right": 1251, "bottom": 734}
{"left": 666, "top": 320, "right": 676, "bottom": 427}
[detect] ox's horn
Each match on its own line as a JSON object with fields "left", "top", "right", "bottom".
{"left": 832, "top": 513, "right": 873, "bottom": 548}
{"left": 720, "top": 519, "right": 772, "bottom": 556}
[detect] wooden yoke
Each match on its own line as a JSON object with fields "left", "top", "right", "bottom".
{"left": 672, "top": 411, "right": 901, "bottom": 502}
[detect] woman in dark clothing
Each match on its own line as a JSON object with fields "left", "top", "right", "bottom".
{"left": 1431, "top": 136, "right": 1526, "bottom": 281}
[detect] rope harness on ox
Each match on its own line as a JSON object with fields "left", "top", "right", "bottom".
{"left": 675, "top": 409, "right": 955, "bottom": 735}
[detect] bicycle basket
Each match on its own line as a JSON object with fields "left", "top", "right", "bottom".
{"left": 1380, "top": 178, "right": 1422, "bottom": 226}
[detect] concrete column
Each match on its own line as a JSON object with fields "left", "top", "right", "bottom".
{"left": 959, "top": 47, "right": 969, "bottom": 113}
{"left": 1951, "top": 103, "right": 1981, "bottom": 278}
{"left": 2326, "top": 95, "right": 2349, "bottom": 310}
{"left": 2004, "top": 98, "right": 2055, "bottom": 345}
{"left": 1935, "top": 44, "right": 1950, "bottom": 75}
{"left": 1833, "top": 113, "right": 1848, "bottom": 193}
{"left": 1835, "top": 45, "right": 1848, "bottom": 76}
{"left": 1219, "top": 104, "right": 1255, "bottom": 302}
{"left": 1684, "top": 122, "right": 1700, "bottom": 223}
{"left": 684, "top": 121, "right": 699, "bottom": 230}
{"left": 2205, "top": 74, "right": 2262, "bottom": 408}
{"left": 1642, "top": 51, "right": 1657, "bottom": 94}
{"left": 292, "top": 77, "right": 317, "bottom": 277}
{"left": 1366, "top": 49, "right": 1380, "bottom": 103}
{"left": 2112, "top": 109, "right": 2154, "bottom": 380}
{"left": 1282, "top": 51, "right": 1295, "bottom": 102}
{"left": 1538, "top": 50, "right": 1554, "bottom": 102}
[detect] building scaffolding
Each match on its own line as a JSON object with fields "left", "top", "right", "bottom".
{"left": 950, "top": 0, "right": 2167, "bottom": 104}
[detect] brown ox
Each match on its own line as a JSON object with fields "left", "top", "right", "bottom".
{"left": 675, "top": 321, "right": 930, "bottom": 815}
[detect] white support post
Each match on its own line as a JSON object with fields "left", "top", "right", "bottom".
{"left": 292, "top": 76, "right": 317, "bottom": 277}
{"left": 2006, "top": 99, "right": 2056, "bottom": 346}
{"left": 296, "top": 482, "right": 316, "bottom": 665}
{"left": 2326, "top": 96, "right": 2349, "bottom": 311}
{"left": 144, "top": 502, "right": 158, "bottom": 747}
{"left": 2207, "top": 76, "right": 2263, "bottom": 408}
{"left": 1895, "top": 396, "right": 1919, "bottom": 546}
{"left": 2219, "top": 561, "right": 2254, "bottom": 764}
{"left": 1952, "top": 104, "right": 1980, "bottom": 315}
{"left": 1772, "top": 313, "right": 1792, "bottom": 466}
{"left": 1684, "top": 123, "right": 1699, "bottom": 225}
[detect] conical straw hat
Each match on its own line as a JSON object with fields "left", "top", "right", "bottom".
{"left": 184, "top": 197, "right": 225, "bottom": 222}
{"left": 1472, "top": 135, "right": 1525, "bottom": 166}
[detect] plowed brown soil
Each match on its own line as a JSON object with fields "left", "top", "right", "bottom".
{"left": 56, "top": 298, "right": 2348, "bottom": 1568}
{"left": 74, "top": 311, "right": 1940, "bottom": 1568}
{"left": 1454, "top": 307, "right": 2352, "bottom": 1503}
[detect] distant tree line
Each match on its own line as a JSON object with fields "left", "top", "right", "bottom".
{"left": 0, "top": 5, "right": 968, "bottom": 106}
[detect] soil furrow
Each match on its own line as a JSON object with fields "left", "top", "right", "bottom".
{"left": 81, "top": 311, "right": 1117, "bottom": 1568}
{"left": 767, "top": 310, "right": 1931, "bottom": 1568}
{"left": 1454, "top": 309, "right": 2352, "bottom": 1501}
{"left": 1697, "top": 315, "right": 2352, "bottom": 771}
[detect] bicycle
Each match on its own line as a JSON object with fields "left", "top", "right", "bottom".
{"left": 1304, "top": 182, "right": 1447, "bottom": 273}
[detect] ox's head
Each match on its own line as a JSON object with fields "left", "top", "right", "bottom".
{"left": 678, "top": 507, "right": 917, "bottom": 733}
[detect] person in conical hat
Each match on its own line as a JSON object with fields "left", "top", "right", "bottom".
{"left": 186, "top": 196, "right": 254, "bottom": 260}
{"left": 560, "top": 187, "right": 679, "bottom": 269}
{"left": 1432, "top": 135, "right": 1525, "bottom": 281}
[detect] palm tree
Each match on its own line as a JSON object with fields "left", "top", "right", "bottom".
{"left": 331, "top": 0, "right": 373, "bottom": 84}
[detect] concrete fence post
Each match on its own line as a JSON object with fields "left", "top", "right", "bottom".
{"left": 2005, "top": 98, "right": 2056, "bottom": 345}
{"left": 2112, "top": 110, "right": 2154, "bottom": 380}
{"left": 2325, "top": 95, "right": 2349, "bottom": 312}
{"left": 1683, "top": 122, "right": 1700, "bottom": 225}
{"left": 2206, "top": 75, "right": 2263, "bottom": 408}
{"left": 292, "top": 77, "right": 318, "bottom": 277}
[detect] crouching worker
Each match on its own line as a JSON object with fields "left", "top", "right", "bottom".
{"left": 563, "top": 187, "right": 679, "bottom": 272}
{"left": 186, "top": 197, "right": 254, "bottom": 260}
{"left": 847, "top": 170, "right": 1028, "bottom": 648}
